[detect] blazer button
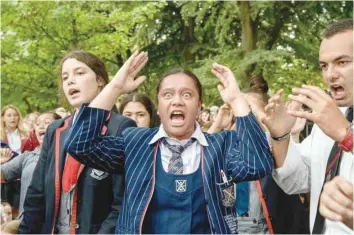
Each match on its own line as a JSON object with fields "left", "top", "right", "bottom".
{"left": 75, "top": 224, "right": 80, "bottom": 229}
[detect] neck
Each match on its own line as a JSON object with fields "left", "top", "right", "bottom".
{"left": 168, "top": 129, "right": 195, "bottom": 141}
{"left": 6, "top": 127, "right": 17, "bottom": 133}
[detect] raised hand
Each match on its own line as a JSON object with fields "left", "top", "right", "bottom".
{"left": 112, "top": 50, "right": 148, "bottom": 95}
{"left": 211, "top": 63, "right": 242, "bottom": 104}
{"left": 0, "top": 148, "right": 13, "bottom": 164}
{"left": 211, "top": 63, "right": 250, "bottom": 116}
{"left": 261, "top": 89, "right": 301, "bottom": 138}
{"left": 288, "top": 85, "right": 351, "bottom": 142}
{"left": 89, "top": 50, "right": 148, "bottom": 110}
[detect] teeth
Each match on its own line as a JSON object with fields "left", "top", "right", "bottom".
{"left": 172, "top": 111, "right": 183, "bottom": 115}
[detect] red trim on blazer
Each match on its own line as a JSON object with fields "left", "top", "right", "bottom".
{"left": 256, "top": 180, "right": 274, "bottom": 234}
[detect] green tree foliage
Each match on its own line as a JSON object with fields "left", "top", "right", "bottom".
{"left": 1, "top": 1, "right": 352, "bottom": 114}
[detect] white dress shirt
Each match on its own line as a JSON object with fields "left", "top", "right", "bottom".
{"left": 272, "top": 107, "right": 354, "bottom": 234}
{"left": 149, "top": 123, "right": 209, "bottom": 174}
{"left": 6, "top": 129, "right": 22, "bottom": 154}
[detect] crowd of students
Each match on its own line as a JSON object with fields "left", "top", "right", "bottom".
{"left": 0, "top": 18, "right": 353, "bottom": 234}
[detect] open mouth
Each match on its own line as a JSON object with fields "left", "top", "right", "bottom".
{"left": 69, "top": 88, "right": 80, "bottom": 96}
{"left": 330, "top": 84, "right": 345, "bottom": 99}
{"left": 38, "top": 131, "right": 45, "bottom": 138}
{"left": 170, "top": 111, "right": 185, "bottom": 126}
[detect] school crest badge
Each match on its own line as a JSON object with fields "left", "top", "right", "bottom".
{"left": 90, "top": 169, "right": 109, "bottom": 180}
{"left": 175, "top": 180, "right": 187, "bottom": 192}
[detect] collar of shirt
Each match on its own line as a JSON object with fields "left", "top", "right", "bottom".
{"left": 6, "top": 128, "right": 19, "bottom": 135}
{"left": 149, "top": 122, "right": 209, "bottom": 146}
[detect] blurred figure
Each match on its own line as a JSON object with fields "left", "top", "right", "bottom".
{"left": 207, "top": 104, "right": 234, "bottom": 133}
{"left": 209, "top": 105, "right": 219, "bottom": 122}
{"left": 1, "top": 112, "right": 60, "bottom": 218}
{"left": 228, "top": 75, "right": 309, "bottom": 234}
{"left": 55, "top": 107, "right": 70, "bottom": 118}
{"left": 22, "top": 112, "right": 40, "bottom": 153}
{"left": 0, "top": 202, "right": 12, "bottom": 223}
{"left": 22, "top": 112, "right": 39, "bottom": 134}
{"left": 1, "top": 219, "right": 21, "bottom": 234}
{"left": 1, "top": 105, "right": 26, "bottom": 155}
{"left": 119, "top": 93, "right": 159, "bottom": 128}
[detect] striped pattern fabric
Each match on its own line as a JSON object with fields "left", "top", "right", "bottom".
{"left": 162, "top": 138, "right": 196, "bottom": 174}
{"left": 65, "top": 105, "right": 274, "bottom": 234}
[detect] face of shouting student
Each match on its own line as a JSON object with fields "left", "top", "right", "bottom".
{"left": 157, "top": 73, "right": 202, "bottom": 140}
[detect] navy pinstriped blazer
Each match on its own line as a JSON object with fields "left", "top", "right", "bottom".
{"left": 65, "top": 105, "right": 274, "bottom": 234}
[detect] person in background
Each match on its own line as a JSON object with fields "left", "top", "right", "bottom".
{"left": 262, "top": 19, "right": 353, "bottom": 234}
{"left": 22, "top": 112, "right": 40, "bottom": 153}
{"left": 1, "top": 105, "right": 26, "bottom": 155}
{"left": 119, "top": 92, "right": 159, "bottom": 128}
{"left": 19, "top": 50, "right": 136, "bottom": 234}
{"left": 0, "top": 105, "right": 27, "bottom": 219}
{"left": 1, "top": 112, "right": 61, "bottom": 218}
{"left": 0, "top": 202, "right": 12, "bottom": 223}
{"left": 209, "top": 105, "right": 219, "bottom": 123}
{"left": 55, "top": 107, "right": 70, "bottom": 118}
{"left": 209, "top": 75, "right": 309, "bottom": 234}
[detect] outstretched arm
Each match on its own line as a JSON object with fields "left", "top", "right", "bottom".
{"left": 90, "top": 51, "right": 148, "bottom": 110}
{"left": 211, "top": 63, "right": 273, "bottom": 180}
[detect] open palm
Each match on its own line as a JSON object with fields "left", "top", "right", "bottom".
{"left": 211, "top": 63, "right": 241, "bottom": 104}
{"left": 112, "top": 50, "right": 148, "bottom": 95}
{"left": 261, "top": 89, "right": 301, "bottom": 137}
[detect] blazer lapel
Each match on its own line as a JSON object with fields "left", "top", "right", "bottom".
{"left": 58, "top": 116, "right": 74, "bottom": 179}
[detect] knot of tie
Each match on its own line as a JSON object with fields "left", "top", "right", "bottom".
{"left": 162, "top": 138, "right": 196, "bottom": 174}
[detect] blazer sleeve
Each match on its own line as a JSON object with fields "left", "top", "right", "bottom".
{"left": 18, "top": 127, "right": 52, "bottom": 233}
{"left": 224, "top": 112, "right": 274, "bottom": 182}
{"left": 65, "top": 105, "right": 127, "bottom": 174}
{"left": 98, "top": 116, "right": 136, "bottom": 234}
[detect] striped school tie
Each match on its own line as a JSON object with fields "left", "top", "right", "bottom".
{"left": 162, "top": 138, "right": 196, "bottom": 174}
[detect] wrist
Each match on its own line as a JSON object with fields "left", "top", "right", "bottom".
{"left": 339, "top": 123, "right": 353, "bottom": 152}
{"left": 271, "top": 131, "right": 291, "bottom": 141}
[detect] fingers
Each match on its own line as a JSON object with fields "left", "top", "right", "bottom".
{"left": 287, "top": 109, "right": 314, "bottom": 121}
{"left": 212, "top": 68, "right": 229, "bottom": 88}
{"left": 292, "top": 87, "right": 321, "bottom": 102}
{"left": 302, "top": 85, "right": 332, "bottom": 101}
{"left": 288, "top": 94, "right": 316, "bottom": 109}
{"left": 134, "top": 75, "right": 147, "bottom": 88}
{"left": 320, "top": 177, "right": 354, "bottom": 222}
{"left": 217, "top": 84, "right": 224, "bottom": 93}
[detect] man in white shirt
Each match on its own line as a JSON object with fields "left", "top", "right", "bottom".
{"left": 261, "top": 19, "right": 353, "bottom": 234}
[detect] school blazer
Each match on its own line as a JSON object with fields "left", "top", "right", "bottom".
{"left": 18, "top": 112, "right": 136, "bottom": 234}
{"left": 65, "top": 105, "right": 274, "bottom": 234}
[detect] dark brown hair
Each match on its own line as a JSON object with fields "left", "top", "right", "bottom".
{"left": 244, "top": 75, "right": 270, "bottom": 105}
{"left": 323, "top": 18, "right": 353, "bottom": 39}
{"left": 59, "top": 50, "right": 117, "bottom": 111}
{"left": 39, "top": 111, "right": 62, "bottom": 121}
{"left": 119, "top": 93, "right": 160, "bottom": 127}
{"left": 59, "top": 51, "right": 109, "bottom": 85}
{"left": 156, "top": 69, "right": 203, "bottom": 102}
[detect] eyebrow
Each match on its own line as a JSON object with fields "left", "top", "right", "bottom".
{"left": 62, "top": 67, "right": 87, "bottom": 75}
{"left": 160, "top": 87, "right": 195, "bottom": 92}
{"left": 319, "top": 55, "right": 352, "bottom": 64}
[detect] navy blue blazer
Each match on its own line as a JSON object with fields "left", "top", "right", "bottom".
{"left": 65, "top": 105, "right": 274, "bottom": 234}
{"left": 19, "top": 112, "right": 136, "bottom": 234}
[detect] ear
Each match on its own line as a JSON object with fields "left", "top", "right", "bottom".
{"left": 97, "top": 77, "right": 105, "bottom": 88}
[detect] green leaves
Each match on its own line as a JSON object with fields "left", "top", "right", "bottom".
{"left": 1, "top": 1, "right": 352, "bottom": 114}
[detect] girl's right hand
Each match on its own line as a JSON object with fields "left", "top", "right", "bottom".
{"left": 112, "top": 50, "right": 148, "bottom": 95}
{"left": 0, "top": 148, "right": 13, "bottom": 164}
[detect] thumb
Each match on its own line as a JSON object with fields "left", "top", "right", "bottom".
{"left": 134, "top": 75, "right": 147, "bottom": 88}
